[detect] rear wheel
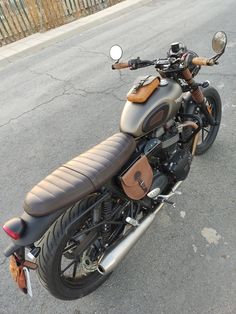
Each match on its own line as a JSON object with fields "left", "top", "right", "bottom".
{"left": 195, "top": 86, "right": 222, "bottom": 155}
{"left": 37, "top": 195, "right": 110, "bottom": 300}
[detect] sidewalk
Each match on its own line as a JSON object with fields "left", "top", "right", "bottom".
{"left": 0, "top": 0, "right": 144, "bottom": 67}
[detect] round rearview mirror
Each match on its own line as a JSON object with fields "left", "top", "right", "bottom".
{"left": 212, "top": 31, "right": 227, "bottom": 54}
{"left": 109, "top": 45, "right": 123, "bottom": 61}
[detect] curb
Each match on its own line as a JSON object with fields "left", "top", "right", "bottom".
{"left": 0, "top": 0, "right": 145, "bottom": 67}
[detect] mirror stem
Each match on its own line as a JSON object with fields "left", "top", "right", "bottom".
{"left": 210, "top": 52, "right": 223, "bottom": 62}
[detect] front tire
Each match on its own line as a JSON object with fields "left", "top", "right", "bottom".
{"left": 195, "top": 86, "right": 222, "bottom": 155}
{"left": 36, "top": 195, "right": 110, "bottom": 300}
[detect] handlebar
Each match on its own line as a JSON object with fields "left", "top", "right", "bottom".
{"left": 190, "top": 56, "right": 216, "bottom": 66}
{"left": 112, "top": 58, "right": 155, "bottom": 70}
{"left": 112, "top": 62, "right": 129, "bottom": 70}
{"left": 112, "top": 55, "right": 217, "bottom": 71}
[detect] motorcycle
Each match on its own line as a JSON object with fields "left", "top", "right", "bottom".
{"left": 3, "top": 31, "right": 227, "bottom": 300}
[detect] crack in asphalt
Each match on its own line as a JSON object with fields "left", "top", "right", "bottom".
{"left": 68, "top": 80, "right": 125, "bottom": 99}
{"left": 28, "top": 68, "right": 70, "bottom": 84}
{"left": 29, "top": 67, "right": 126, "bottom": 95}
{"left": 65, "top": 90, "right": 124, "bottom": 102}
{"left": 0, "top": 69, "right": 126, "bottom": 129}
{"left": 0, "top": 87, "right": 67, "bottom": 129}
{"left": 77, "top": 45, "right": 111, "bottom": 62}
{"left": 0, "top": 257, "right": 6, "bottom": 266}
{"left": 117, "top": 70, "right": 130, "bottom": 84}
{"left": 55, "top": 42, "right": 111, "bottom": 62}
{"left": 28, "top": 67, "right": 127, "bottom": 100}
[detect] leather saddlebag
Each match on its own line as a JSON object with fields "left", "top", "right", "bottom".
{"left": 127, "top": 75, "right": 160, "bottom": 103}
{"left": 120, "top": 155, "right": 153, "bottom": 200}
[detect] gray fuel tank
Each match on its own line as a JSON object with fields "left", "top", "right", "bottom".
{"left": 120, "top": 79, "right": 182, "bottom": 137}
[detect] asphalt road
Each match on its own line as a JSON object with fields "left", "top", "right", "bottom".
{"left": 0, "top": 0, "right": 236, "bottom": 313}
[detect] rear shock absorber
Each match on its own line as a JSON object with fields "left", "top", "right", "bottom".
{"left": 102, "top": 200, "right": 113, "bottom": 246}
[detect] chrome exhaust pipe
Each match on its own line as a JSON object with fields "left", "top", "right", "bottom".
{"left": 98, "top": 181, "right": 182, "bottom": 275}
{"left": 97, "top": 206, "right": 162, "bottom": 275}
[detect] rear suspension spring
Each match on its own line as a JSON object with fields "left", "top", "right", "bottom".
{"left": 102, "top": 200, "right": 113, "bottom": 246}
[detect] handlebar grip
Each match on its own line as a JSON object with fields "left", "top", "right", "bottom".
{"left": 112, "top": 62, "right": 129, "bottom": 70}
{"left": 191, "top": 57, "right": 214, "bottom": 66}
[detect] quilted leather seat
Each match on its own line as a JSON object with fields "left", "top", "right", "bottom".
{"left": 24, "top": 133, "right": 136, "bottom": 217}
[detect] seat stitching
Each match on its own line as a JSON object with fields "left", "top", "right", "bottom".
{"left": 85, "top": 151, "right": 113, "bottom": 162}
{"left": 51, "top": 172, "right": 76, "bottom": 187}
{"left": 92, "top": 143, "right": 125, "bottom": 153}
{"left": 63, "top": 166, "right": 96, "bottom": 190}
{"left": 85, "top": 145, "right": 120, "bottom": 157}
{"left": 91, "top": 148, "right": 114, "bottom": 158}
{"left": 27, "top": 191, "right": 43, "bottom": 201}
{"left": 68, "top": 161, "right": 101, "bottom": 185}
{"left": 69, "top": 158, "right": 101, "bottom": 171}
{"left": 59, "top": 167, "right": 83, "bottom": 179}
{"left": 76, "top": 155, "right": 111, "bottom": 168}
{"left": 85, "top": 149, "right": 117, "bottom": 157}
{"left": 96, "top": 140, "right": 123, "bottom": 146}
{"left": 37, "top": 184, "right": 57, "bottom": 197}
{"left": 44, "top": 178, "right": 70, "bottom": 192}
{"left": 78, "top": 154, "right": 112, "bottom": 165}
{"left": 105, "top": 138, "right": 129, "bottom": 145}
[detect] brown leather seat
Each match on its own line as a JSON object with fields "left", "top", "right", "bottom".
{"left": 24, "top": 133, "right": 136, "bottom": 217}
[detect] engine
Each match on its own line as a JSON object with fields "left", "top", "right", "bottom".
{"left": 164, "top": 148, "right": 192, "bottom": 181}
{"left": 143, "top": 120, "right": 193, "bottom": 194}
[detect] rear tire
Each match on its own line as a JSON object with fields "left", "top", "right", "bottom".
{"left": 36, "top": 195, "right": 110, "bottom": 300}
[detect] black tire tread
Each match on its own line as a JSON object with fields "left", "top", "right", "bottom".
{"left": 195, "top": 86, "right": 222, "bottom": 155}
{"left": 36, "top": 195, "right": 108, "bottom": 300}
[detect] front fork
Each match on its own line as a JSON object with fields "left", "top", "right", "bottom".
{"left": 182, "top": 68, "right": 218, "bottom": 126}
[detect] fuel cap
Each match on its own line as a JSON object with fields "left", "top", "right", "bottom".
{"left": 160, "top": 79, "right": 168, "bottom": 86}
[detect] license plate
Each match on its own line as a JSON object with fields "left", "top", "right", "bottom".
{"left": 9, "top": 256, "right": 34, "bottom": 297}
{"left": 23, "top": 267, "right": 33, "bottom": 297}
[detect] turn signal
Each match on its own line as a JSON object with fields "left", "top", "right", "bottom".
{"left": 3, "top": 217, "right": 26, "bottom": 240}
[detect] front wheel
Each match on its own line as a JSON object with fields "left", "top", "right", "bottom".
{"left": 195, "top": 86, "right": 222, "bottom": 155}
{"left": 36, "top": 195, "right": 110, "bottom": 300}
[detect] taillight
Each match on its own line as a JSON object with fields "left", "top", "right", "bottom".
{"left": 3, "top": 218, "right": 26, "bottom": 240}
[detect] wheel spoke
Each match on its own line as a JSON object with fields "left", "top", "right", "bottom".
{"left": 72, "top": 261, "right": 79, "bottom": 278}
{"left": 60, "top": 260, "right": 76, "bottom": 276}
{"left": 63, "top": 242, "right": 78, "bottom": 254}
{"left": 203, "top": 127, "right": 210, "bottom": 133}
{"left": 202, "top": 129, "right": 205, "bottom": 142}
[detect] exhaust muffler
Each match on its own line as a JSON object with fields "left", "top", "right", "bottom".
{"left": 98, "top": 181, "right": 182, "bottom": 275}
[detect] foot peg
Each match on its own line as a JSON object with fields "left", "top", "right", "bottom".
{"left": 147, "top": 188, "right": 161, "bottom": 199}
{"left": 148, "top": 186, "right": 182, "bottom": 208}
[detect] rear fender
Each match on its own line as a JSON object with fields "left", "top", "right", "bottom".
{"left": 4, "top": 208, "right": 65, "bottom": 257}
